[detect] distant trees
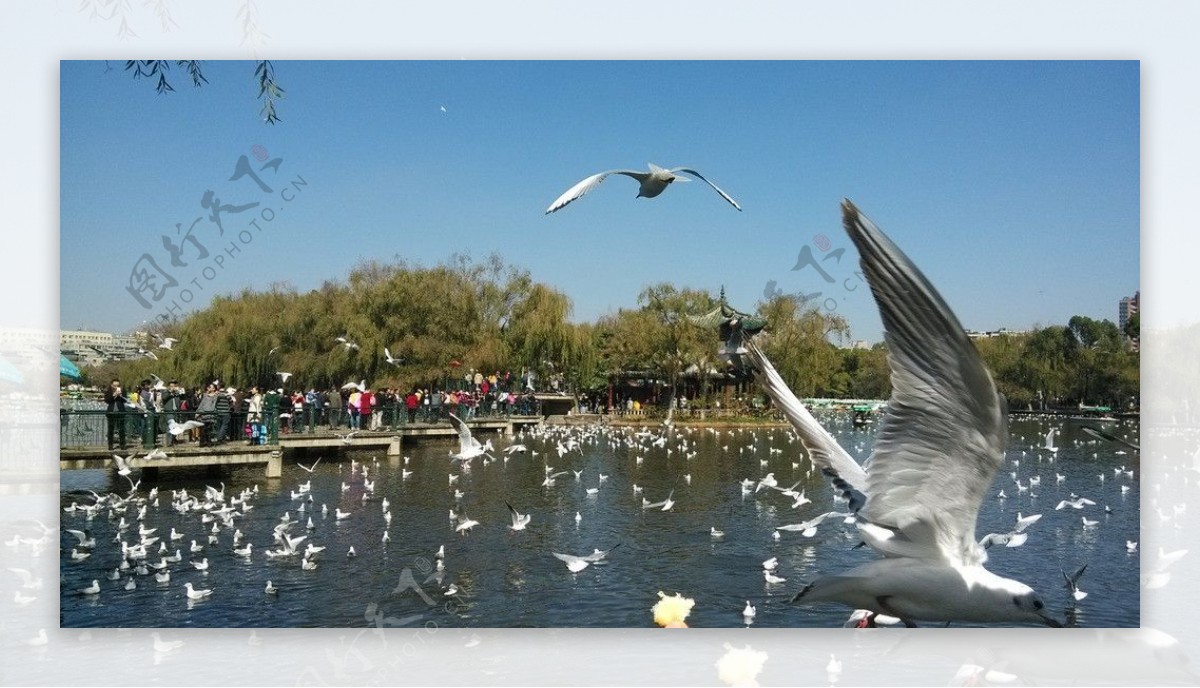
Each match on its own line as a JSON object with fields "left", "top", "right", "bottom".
{"left": 755, "top": 295, "right": 850, "bottom": 398}
{"left": 107, "top": 254, "right": 582, "bottom": 394}
{"left": 99, "top": 254, "right": 1138, "bottom": 411}
{"left": 972, "top": 318, "right": 1139, "bottom": 410}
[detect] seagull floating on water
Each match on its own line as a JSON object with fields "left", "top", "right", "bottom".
{"left": 750, "top": 200, "right": 1062, "bottom": 627}
{"left": 545, "top": 163, "right": 742, "bottom": 214}
{"left": 184, "top": 582, "right": 213, "bottom": 600}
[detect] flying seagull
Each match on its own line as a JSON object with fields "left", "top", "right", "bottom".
{"left": 112, "top": 453, "right": 135, "bottom": 476}
{"left": 448, "top": 413, "right": 495, "bottom": 463}
{"left": 551, "top": 545, "right": 621, "bottom": 573}
{"left": 1063, "top": 564, "right": 1088, "bottom": 601}
{"left": 545, "top": 163, "right": 741, "bottom": 214}
{"left": 505, "top": 502, "right": 531, "bottom": 531}
{"left": 749, "top": 200, "right": 1061, "bottom": 628}
{"left": 168, "top": 418, "right": 205, "bottom": 436}
{"left": 1043, "top": 427, "right": 1060, "bottom": 453}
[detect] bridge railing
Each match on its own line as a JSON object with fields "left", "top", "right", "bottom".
{"left": 61, "top": 399, "right": 545, "bottom": 450}
{"left": 59, "top": 408, "right": 280, "bottom": 450}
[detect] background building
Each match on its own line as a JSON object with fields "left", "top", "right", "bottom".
{"left": 60, "top": 330, "right": 145, "bottom": 367}
{"left": 1118, "top": 291, "right": 1140, "bottom": 331}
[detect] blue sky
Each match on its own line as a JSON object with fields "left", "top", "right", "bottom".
{"left": 60, "top": 60, "right": 1139, "bottom": 343}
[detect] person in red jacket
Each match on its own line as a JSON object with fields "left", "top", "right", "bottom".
{"left": 359, "top": 389, "right": 374, "bottom": 430}
{"left": 405, "top": 390, "right": 419, "bottom": 424}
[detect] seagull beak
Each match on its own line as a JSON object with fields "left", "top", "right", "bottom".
{"left": 1039, "top": 613, "right": 1064, "bottom": 628}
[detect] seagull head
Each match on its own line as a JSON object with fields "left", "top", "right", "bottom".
{"left": 989, "top": 576, "right": 1063, "bottom": 627}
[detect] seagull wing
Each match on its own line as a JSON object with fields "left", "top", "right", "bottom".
{"left": 66, "top": 529, "right": 89, "bottom": 544}
{"left": 545, "top": 170, "right": 647, "bottom": 214}
{"left": 112, "top": 454, "right": 132, "bottom": 474}
{"left": 842, "top": 200, "right": 1007, "bottom": 567}
{"left": 551, "top": 552, "right": 587, "bottom": 566}
{"left": 672, "top": 167, "right": 743, "bottom": 211}
{"left": 585, "top": 543, "right": 621, "bottom": 561}
{"left": 746, "top": 340, "right": 867, "bottom": 500}
{"left": 505, "top": 501, "right": 523, "bottom": 527}
{"left": 1081, "top": 425, "right": 1140, "bottom": 450}
{"left": 448, "top": 413, "right": 475, "bottom": 453}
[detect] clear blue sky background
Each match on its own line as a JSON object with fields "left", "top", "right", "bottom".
{"left": 61, "top": 60, "right": 1139, "bottom": 343}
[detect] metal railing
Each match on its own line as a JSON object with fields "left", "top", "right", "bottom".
{"left": 59, "top": 408, "right": 276, "bottom": 450}
{"left": 59, "top": 399, "right": 544, "bottom": 450}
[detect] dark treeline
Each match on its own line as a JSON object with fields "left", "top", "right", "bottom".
{"left": 90, "top": 255, "right": 1138, "bottom": 410}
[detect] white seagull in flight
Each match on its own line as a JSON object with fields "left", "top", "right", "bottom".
{"left": 748, "top": 200, "right": 1061, "bottom": 628}
{"left": 505, "top": 502, "right": 531, "bottom": 531}
{"left": 545, "top": 163, "right": 742, "bottom": 214}
{"left": 448, "top": 413, "right": 495, "bottom": 463}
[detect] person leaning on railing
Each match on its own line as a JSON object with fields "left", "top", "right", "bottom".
{"left": 405, "top": 389, "right": 419, "bottom": 424}
{"left": 246, "top": 387, "right": 264, "bottom": 445}
{"left": 327, "top": 387, "right": 343, "bottom": 429}
{"left": 214, "top": 387, "right": 234, "bottom": 444}
{"left": 104, "top": 378, "right": 128, "bottom": 450}
{"left": 196, "top": 384, "right": 219, "bottom": 446}
{"left": 427, "top": 390, "right": 440, "bottom": 423}
{"left": 160, "top": 381, "right": 183, "bottom": 446}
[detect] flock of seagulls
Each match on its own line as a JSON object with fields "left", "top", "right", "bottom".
{"left": 58, "top": 385, "right": 1138, "bottom": 629}
{"left": 55, "top": 198, "right": 1141, "bottom": 629}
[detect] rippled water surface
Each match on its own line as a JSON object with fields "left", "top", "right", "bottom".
{"left": 60, "top": 415, "right": 1140, "bottom": 628}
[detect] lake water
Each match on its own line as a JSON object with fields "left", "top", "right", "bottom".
{"left": 59, "top": 414, "right": 1140, "bottom": 628}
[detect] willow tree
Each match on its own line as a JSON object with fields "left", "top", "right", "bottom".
{"left": 596, "top": 308, "right": 662, "bottom": 377}
{"left": 755, "top": 294, "right": 849, "bottom": 397}
{"left": 636, "top": 283, "right": 718, "bottom": 406}
{"left": 504, "top": 283, "right": 576, "bottom": 380}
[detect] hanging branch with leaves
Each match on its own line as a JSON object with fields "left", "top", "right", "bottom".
{"left": 122, "top": 60, "right": 283, "bottom": 124}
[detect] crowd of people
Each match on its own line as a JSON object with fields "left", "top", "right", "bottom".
{"left": 100, "top": 376, "right": 541, "bottom": 449}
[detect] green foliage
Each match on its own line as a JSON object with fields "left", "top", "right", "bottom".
{"left": 100, "top": 254, "right": 1138, "bottom": 410}
{"left": 973, "top": 319, "right": 1139, "bottom": 409}
{"left": 105, "top": 254, "right": 581, "bottom": 393}
{"left": 756, "top": 295, "right": 849, "bottom": 397}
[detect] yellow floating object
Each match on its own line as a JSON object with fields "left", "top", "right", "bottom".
{"left": 652, "top": 591, "right": 695, "bottom": 628}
